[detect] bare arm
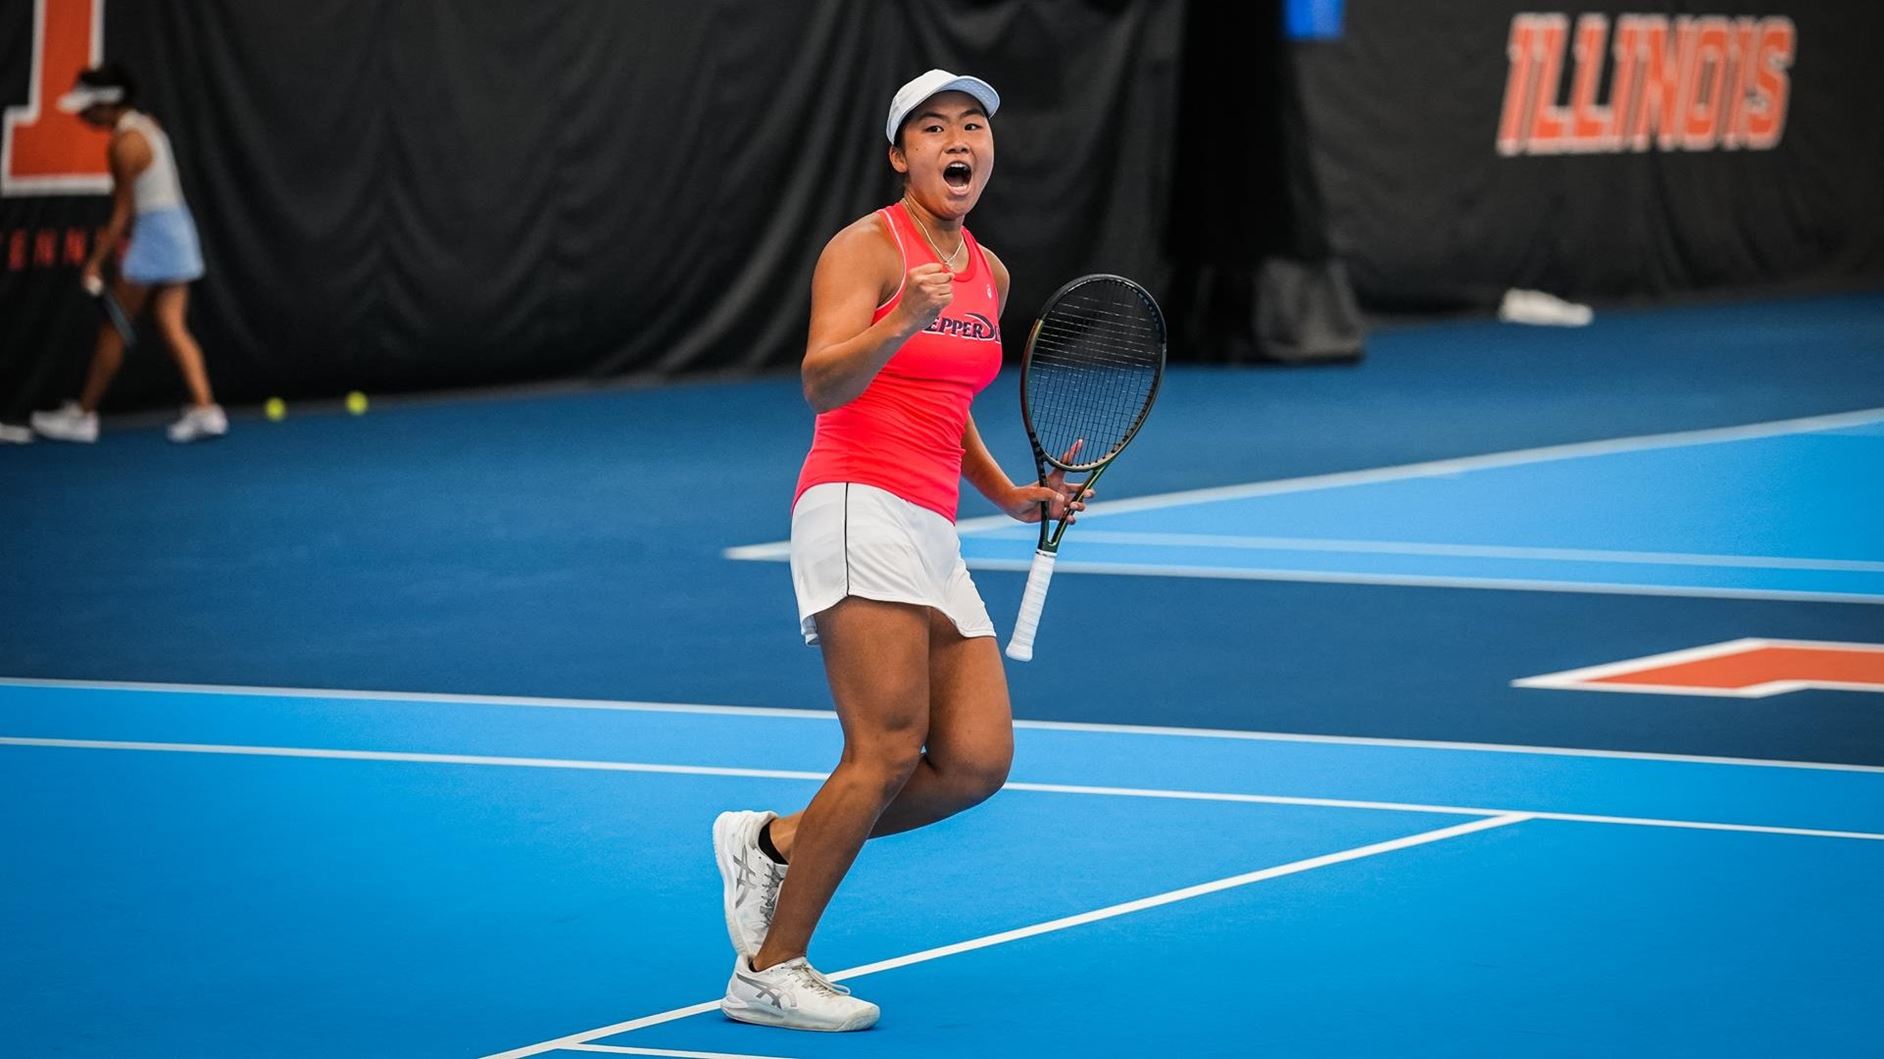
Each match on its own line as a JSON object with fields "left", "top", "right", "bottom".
{"left": 960, "top": 411, "right": 1018, "bottom": 503}
{"left": 801, "top": 217, "right": 953, "bottom": 413}
{"left": 85, "top": 130, "right": 151, "bottom": 280}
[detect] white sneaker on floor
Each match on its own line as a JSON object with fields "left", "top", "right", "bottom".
{"left": 30, "top": 401, "right": 98, "bottom": 443}
{"left": 167, "top": 404, "right": 228, "bottom": 443}
{"left": 0, "top": 423, "right": 33, "bottom": 444}
{"left": 722, "top": 956, "right": 879, "bottom": 1032}
{"left": 713, "top": 810, "right": 786, "bottom": 959}
{"left": 1498, "top": 288, "right": 1593, "bottom": 327}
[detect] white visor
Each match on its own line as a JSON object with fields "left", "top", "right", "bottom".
{"left": 56, "top": 84, "right": 124, "bottom": 113}
{"left": 885, "top": 69, "right": 999, "bottom": 144}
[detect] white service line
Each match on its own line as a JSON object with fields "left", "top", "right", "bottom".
{"left": 561, "top": 1044, "right": 797, "bottom": 1059}
{"left": 5, "top": 675, "right": 1884, "bottom": 774}
{"left": 476, "top": 814, "right": 1532, "bottom": 1059}
{"left": 0, "top": 676, "right": 828, "bottom": 721}
{"left": 949, "top": 556, "right": 1884, "bottom": 606}
{"left": 0, "top": 737, "right": 825, "bottom": 784}
{"left": 1029, "top": 532, "right": 1884, "bottom": 574}
{"left": 1004, "top": 780, "right": 1884, "bottom": 842}
{"left": 4, "top": 736, "right": 1880, "bottom": 841}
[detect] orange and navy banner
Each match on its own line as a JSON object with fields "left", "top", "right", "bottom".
{"left": 1289, "top": 1, "right": 1883, "bottom": 308}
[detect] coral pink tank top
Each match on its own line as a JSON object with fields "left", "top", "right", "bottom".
{"left": 793, "top": 203, "right": 1004, "bottom": 520}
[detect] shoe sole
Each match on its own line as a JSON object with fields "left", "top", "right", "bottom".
{"left": 720, "top": 997, "right": 879, "bottom": 1032}
{"left": 712, "top": 812, "right": 758, "bottom": 960}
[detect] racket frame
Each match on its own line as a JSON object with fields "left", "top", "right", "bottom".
{"left": 97, "top": 287, "right": 136, "bottom": 347}
{"left": 1017, "top": 273, "right": 1167, "bottom": 557}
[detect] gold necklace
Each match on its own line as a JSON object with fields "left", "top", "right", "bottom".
{"left": 904, "top": 197, "right": 965, "bottom": 272}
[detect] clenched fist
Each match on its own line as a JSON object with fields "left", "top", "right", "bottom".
{"left": 897, "top": 262, "right": 954, "bottom": 332}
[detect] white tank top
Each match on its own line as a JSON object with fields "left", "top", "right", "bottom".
{"left": 115, "top": 111, "right": 185, "bottom": 214}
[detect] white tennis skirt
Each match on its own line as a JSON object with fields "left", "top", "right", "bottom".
{"left": 789, "top": 482, "right": 996, "bottom": 646}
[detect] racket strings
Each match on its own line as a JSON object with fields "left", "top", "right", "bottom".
{"left": 1024, "top": 280, "right": 1163, "bottom": 469}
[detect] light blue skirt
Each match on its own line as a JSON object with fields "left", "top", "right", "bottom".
{"left": 123, "top": 205, "right": 204, "bottom": 285}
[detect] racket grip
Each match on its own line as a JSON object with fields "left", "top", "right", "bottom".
{"left": 1005, "top": 549, "right": 1057, "bottom": 662}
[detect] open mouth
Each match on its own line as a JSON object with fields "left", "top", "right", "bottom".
{"left": 943, "top": 161, "right": 973, "bottom": 189}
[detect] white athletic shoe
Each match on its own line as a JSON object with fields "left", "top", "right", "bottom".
{"left": 166, "top": 404, "right": 228, "bottom": 443}
{"left": 1497, "top": 288, "right": 1593, "bottom": 327}
{"left": 722, "top": 956, "right": 879, "bottom": 1032}
{"left": 30, "top": 401, "right": 99, "bottom": 443}
{"left": 713, "top": 810, "right": 786, "bottom": 959}
{"left": 0, "top": 423, "right": 33, "bottom": 444}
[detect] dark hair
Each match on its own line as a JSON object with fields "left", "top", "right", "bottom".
{"left": 76, "top": 62, "right": 136, "bottom": 108}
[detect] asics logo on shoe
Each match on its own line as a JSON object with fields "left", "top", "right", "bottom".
{"left": 735, "top": 854, "right": 763, "bottom": 887}
{"left": 735, "top": 970, "right": 790, "bottom": 1008}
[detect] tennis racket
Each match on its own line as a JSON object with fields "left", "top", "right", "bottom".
{"left": 1005, "top": 274, "right": 1166, "bottom": 662}
{"left": 84, "top": 275, "right": 135, "bottom": 347}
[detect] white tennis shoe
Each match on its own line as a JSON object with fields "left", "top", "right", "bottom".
{"left": 31, "top": 402, "right": 99, "bottom": 443}
{"left": 166, "top": 404, "right": 228, "bottom": 443}
{"left": 722, "top": 956, "right": 879, "bottom": 1032}
{"left": 713, "top": 810, "right": 786, "bottom": 958}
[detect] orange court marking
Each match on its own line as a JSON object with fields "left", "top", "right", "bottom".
{"left": 1513, "top": 638, "right": 1884, "bottom": 698}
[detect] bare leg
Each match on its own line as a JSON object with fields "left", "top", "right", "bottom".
{"left": 751, "top": 597, "right": 931, "bottom": 970}
{"left": 149, "top": 284, "right": 214, "bottom": 407}
{"left": 77, "top": 280, "right": 150, "bottom": 412}
{"left": 877, "top": 612, "right": 1012, "bottom": 834}
{"left": 771, "top": 610, "right": 1012, "bottom": 851}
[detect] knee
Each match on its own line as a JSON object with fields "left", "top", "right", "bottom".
{"left": 942, "top": 749, "right": 1011, "bottom": 809}
{"left": 846, "top": 739, "right": 925, "bottom": 802}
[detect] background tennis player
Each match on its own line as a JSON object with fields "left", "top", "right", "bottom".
{"left": 711, "top": 69, "right": 1088, "bottom": 1032}
{"left": 31, "top": 64, "right": 226, "bottom": 445}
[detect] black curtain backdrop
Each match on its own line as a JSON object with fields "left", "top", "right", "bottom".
{"left": 5, "top": 1, "right": 1882, "bottom": 415}
{"left": 1, "top": 0, "right": 1181, "bottom": 413}
{"left": 1293, "top": 0, "right": 1884, "bottom": 308}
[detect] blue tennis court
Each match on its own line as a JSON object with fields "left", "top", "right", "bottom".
{"left": 3, "top": 681, "right": 1880, "bottom": 1058}
{"left": 5, "top": 294, "right": 1884, "bottom": 1056}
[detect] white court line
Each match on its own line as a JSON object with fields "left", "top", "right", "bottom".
{"left": 722, "top": 405, "right": 1884, "bottom": 561}
{"left": 5, "top": 676, "right": 1883, "bottom": 775}
{"left": 942, "top": 556, "right": 1884, "bottom": 605}
{"left": 0, "top": 737, "right": 825, "bottom": 783}
{"left": 1024, "top": 532, "right": 1884, "bottom": 574}
{"left": 476, "top": 814, "right": 1531, "bottom": 1059}
{"left": 3, "top": 736, "right": 1880, "bottom": 841}
{"left": 0, "top": 676, "right": 825, "bottom": 721}
{"left": 562, "top": 1044, "right": 795, "bottom": 1059}
{"left": 1006, "top": 779, "right": 1884, "bottom": 842}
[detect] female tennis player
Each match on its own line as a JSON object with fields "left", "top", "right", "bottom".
{"left": 713, "top": 70, "right": 1086, "bottom": 1031}
{"left": 32, "top": 63, "right": 226, "bottom": 445}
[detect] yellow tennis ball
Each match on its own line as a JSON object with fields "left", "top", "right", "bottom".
{"left": 264, "top": 397, "right": 286, "bottom": 421}
{"left": 345, "top": 391, "right": 368, "bottom": 415}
